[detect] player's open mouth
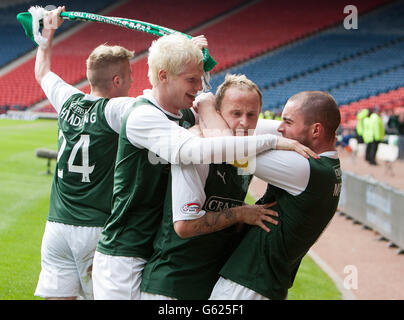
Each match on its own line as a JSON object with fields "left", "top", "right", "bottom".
{"left": 186, "top": 93, "right": 196, "bottom": 101}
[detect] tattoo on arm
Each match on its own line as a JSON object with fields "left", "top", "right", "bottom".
{"left": 191, "top": 208, "right": 237, "bottom": 236}
{"left": 199, "top": 117, "right": 208, "bottom": 130}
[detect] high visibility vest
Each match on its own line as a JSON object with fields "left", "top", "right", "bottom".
{"left": 356, "top": 109, "right": 369, "bottom": 137}
{"left": 363, "top": 116, "right": 373, "bottom": 144}
{"left": 370, "top": 113, "right": 385, "bottom": 142}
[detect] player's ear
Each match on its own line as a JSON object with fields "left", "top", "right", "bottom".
{"left": 158, "top": 69, "right": 168, "bottom": 83}
{"left": 112, "top": 74, "right": 120, "bottom": 87}
{"left": 311, "top": 123, "right": 322, "bottom": 138}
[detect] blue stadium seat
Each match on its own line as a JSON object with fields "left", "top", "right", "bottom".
{"left": 0, "top": 0, "right": 116, "bottom": 68}
{"left": 210, "top": 0, "right": 404, "bottom": 111}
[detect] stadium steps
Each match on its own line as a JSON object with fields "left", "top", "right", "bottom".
{"left": 201, "top": 0, "right": 393, "bottom": 74}
{"left": 206, "top": 0, "right": 404, "bottom": 117}
{"left": 1, "top": 0, "right": 398, "bottom": 115}
{"left": 208, "top": 0, "right": 394, "bottom": 89}
{"left": 0, "top": 0, "right": 117, "bottom": 68}
{"left": 0, "top": 0, "right": 249, "bottom": 111}
{"left": 262, "top": 36, "right": 404, "bottom": 91}
{"left": 339, "top": 86, "right": 404, "bottom": 129}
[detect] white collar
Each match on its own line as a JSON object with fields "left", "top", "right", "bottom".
{"left": 142, "top": 89, "right": 183, "bottom": 119}
{"left": 82, "top": 94, "right": 101, "bottom": 101}
{"left": 319, "top": 150, "right": 339, "bottom": 159}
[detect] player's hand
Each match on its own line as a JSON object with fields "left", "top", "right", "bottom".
{"left": 191, "top": 35, "right": 208, "bottom": 50}
{"left": 193, "top": 92, "right": 216, "bottom": 111}
{"left": 43, "top": 6, "right": 65, "bottom": 31}
{"left": 276, "top": 136, "right": 319, "bottom": 159}
{"left": 237, "top": 202, "right": 278, "bottom": 232}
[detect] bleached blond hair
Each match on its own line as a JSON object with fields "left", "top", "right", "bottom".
{"left": 147, "top": 33, "right": 203, "bottom": 86}
{"left": 215, "top": 74, "right": 263, "bottom": 111}
{"left": 86, "top": 44, "right": 134, "bottom": 91}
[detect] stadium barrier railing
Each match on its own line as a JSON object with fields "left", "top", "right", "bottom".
{"left": 338, "top": 171, "right": 404, "bottom": 254}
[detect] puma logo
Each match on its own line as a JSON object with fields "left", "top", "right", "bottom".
{"left": 217, "top": 170, "right": 226, "bottom": 184}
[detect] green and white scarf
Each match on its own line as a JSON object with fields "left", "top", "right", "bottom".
{"left": 17, "top": 6, "right": 217, "bottom": 73}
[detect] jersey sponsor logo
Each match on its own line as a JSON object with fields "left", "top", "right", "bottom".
{"left": 181, "top": 202, "right": 201, "bottom": 214}
{"left": 60, "top": 106, "right": 97, "bottom": 127}
{"left": 70, "top": 101, "right": 86, "bottom": 116}
{"left": 204, "top": 196, "right": 243, "bottom": 212}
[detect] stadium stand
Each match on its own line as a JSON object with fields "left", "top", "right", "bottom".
{"left": 209, "top": 0, "right": 404, "bottom": 115}
{"left": 196, "top": 0, "right": 391, "bottom": 73}
{"left": 0, "top": 0, "right": 248, "bottom": 111}
{"left": 0, "top": 0, "right": 116, "bottom": 68}
{"left": 1, "top": 0, "right": 403, "bottom": 127}
{"left": 339, "top": 87, "right": 404, "bottom": 129}
{"left": 51, "top": 0, "right": 398, "bottom": 114}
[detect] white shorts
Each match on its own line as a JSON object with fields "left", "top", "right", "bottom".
{"left": 92, "top": 251, "right": 147, "bottom": 300}
{"left": 34, "top": 221, "right": 103, "bottom": 299}
{"left": 140, "top": 292, "right": 177, "bottom": 300}
{"left": 209, "top": 277, "right": 270, "bottom": 300}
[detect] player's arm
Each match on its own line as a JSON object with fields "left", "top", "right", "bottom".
{"left": 34, "top": 7, "right": 81, "bottom": 114}
{"left": 195, "top": 93, "right": 318, "bottom": 159}
{"left": 254, "top": 119, "right": 282, "bottom": 135}
{"left": 170, "top": 163, "right": 278, "bottom": 239}
{"left": 104, "top": 97, "right": 137, "bottom": 133}
{"left": 174, "top": 203, "right": 278, "bottom": 239}
{"left": 194, "top": 92, "right": 233, "bottom": 137}
{"left": 125, "top": 104, "right": 278, "bottom": 164}
{"left": 125, "top": 103, "right": 312, "bottom": 164}
{"left": 187, "top": 93, "right": 230, "bottom": 138}
{"left": 187, "top": 124, "right": 203, "bottom": 137}
{"left": 248, "top": 150, "right": 311, "bottom": 196}
{"left": 34, "top": 6, "right": 65, "bottom": 84}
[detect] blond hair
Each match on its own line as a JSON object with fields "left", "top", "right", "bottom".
{"left": 86, "top": 44, "right": 134, "bottom": 91}
{"left": 215, "top": 74, "right": 263, "bottom": 110}
{"left": 147, "top": 33, "right": 203, "bottom": 86}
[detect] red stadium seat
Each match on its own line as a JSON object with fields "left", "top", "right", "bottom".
{"left": 1, "top": 0, "right": 396, "bottom": 115}
{"left": 1, "top": 0, "right": 246, "bottom": 111}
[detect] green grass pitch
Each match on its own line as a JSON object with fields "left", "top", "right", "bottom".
{"left": 0, "top": 118, "right": 341, "bottom": 300}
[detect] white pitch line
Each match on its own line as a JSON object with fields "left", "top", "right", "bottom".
{"left": 308, "top": 249, "right": 357, "bottom": 300}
